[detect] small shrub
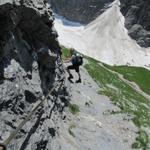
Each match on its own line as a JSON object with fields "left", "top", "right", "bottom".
{"left": 69, "top": 104, "right": 80, "bottom": 115}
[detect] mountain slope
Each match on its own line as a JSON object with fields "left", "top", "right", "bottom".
{"left": 54, "top": 0, "right": 150, "bottom": 68}
{"left": 60, "top": 47, "right": 150, "bottom": 149}
{"left": 50, "top": 0, "right": 150, "bottom": 48}
{"left": 51, "top": 64, "right": 138, "bottom": 150}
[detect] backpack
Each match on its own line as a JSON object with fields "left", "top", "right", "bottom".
{"left": 72, "top": 55, "right": 83, "bottom": 66}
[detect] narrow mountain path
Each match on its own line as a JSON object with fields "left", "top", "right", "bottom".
{"left": 51, "top": 65, "right": 138, "bottom": 150}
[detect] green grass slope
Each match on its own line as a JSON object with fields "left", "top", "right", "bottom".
{"left": 84, "top": 58, "right": 150, "bottom": 149}
{"left": 104, "top": 65, "right": 150, "bottom": 95}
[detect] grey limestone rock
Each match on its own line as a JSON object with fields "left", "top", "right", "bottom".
{"left": 0, "top": 0, "right": 68, "bottom": 149}
{"left": 120, "top": 0, "right": 150, "bottom": 47}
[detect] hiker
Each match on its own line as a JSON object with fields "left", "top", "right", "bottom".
{"left": 65, "top": 48, "right": 83, "bottom": 83}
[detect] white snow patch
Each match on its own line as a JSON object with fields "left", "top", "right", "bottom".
{"left": 54, "top": 0, "right": 150, "bottom": 69}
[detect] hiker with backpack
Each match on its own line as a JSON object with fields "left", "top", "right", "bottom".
{"left": 64, "top": 48, "right": 83, "bottom": 83}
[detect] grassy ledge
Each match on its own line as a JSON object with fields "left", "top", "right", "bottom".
{"left": 84, "top": 57, "right": 150, "bottom": 149}
{"left": 104, "top": 65, "right": 150, "bottom": 95}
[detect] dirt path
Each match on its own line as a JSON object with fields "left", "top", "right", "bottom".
{"left": 51, "top": 66, "right": 138, "bottom": 150}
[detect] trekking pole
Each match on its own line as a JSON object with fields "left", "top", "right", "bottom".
{"left": 0, "top": 77, "right": 64, "bottom": 149}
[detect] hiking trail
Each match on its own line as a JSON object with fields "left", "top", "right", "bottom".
{"left": 51, "top": 64, "right": 138, "bottom": 150}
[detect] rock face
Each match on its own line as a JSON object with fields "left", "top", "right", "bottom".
{"left": 0, "top": 0, "right": 68, "bottom": 149}
{"left": 120, "top": 0, "right": 150, "bottom": 47}
{"left": 49, "top": 0, "right": 114, "bottom": 24}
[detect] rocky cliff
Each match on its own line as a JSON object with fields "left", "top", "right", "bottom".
{"left": 49, "top": 0, "right": 114, "bottom": 24}
{"left": 120, "top": 0, "right": 150, "bottom": 47}
{"left": 0, "top": 0, "right": 68, "bottom": 149}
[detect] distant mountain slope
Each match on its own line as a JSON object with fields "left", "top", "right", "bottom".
{"left": 54, "top": 1, "right": 150, "bottom": 68}
{"left": 50, "top": 0, "right": 150, "bottom": 48}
